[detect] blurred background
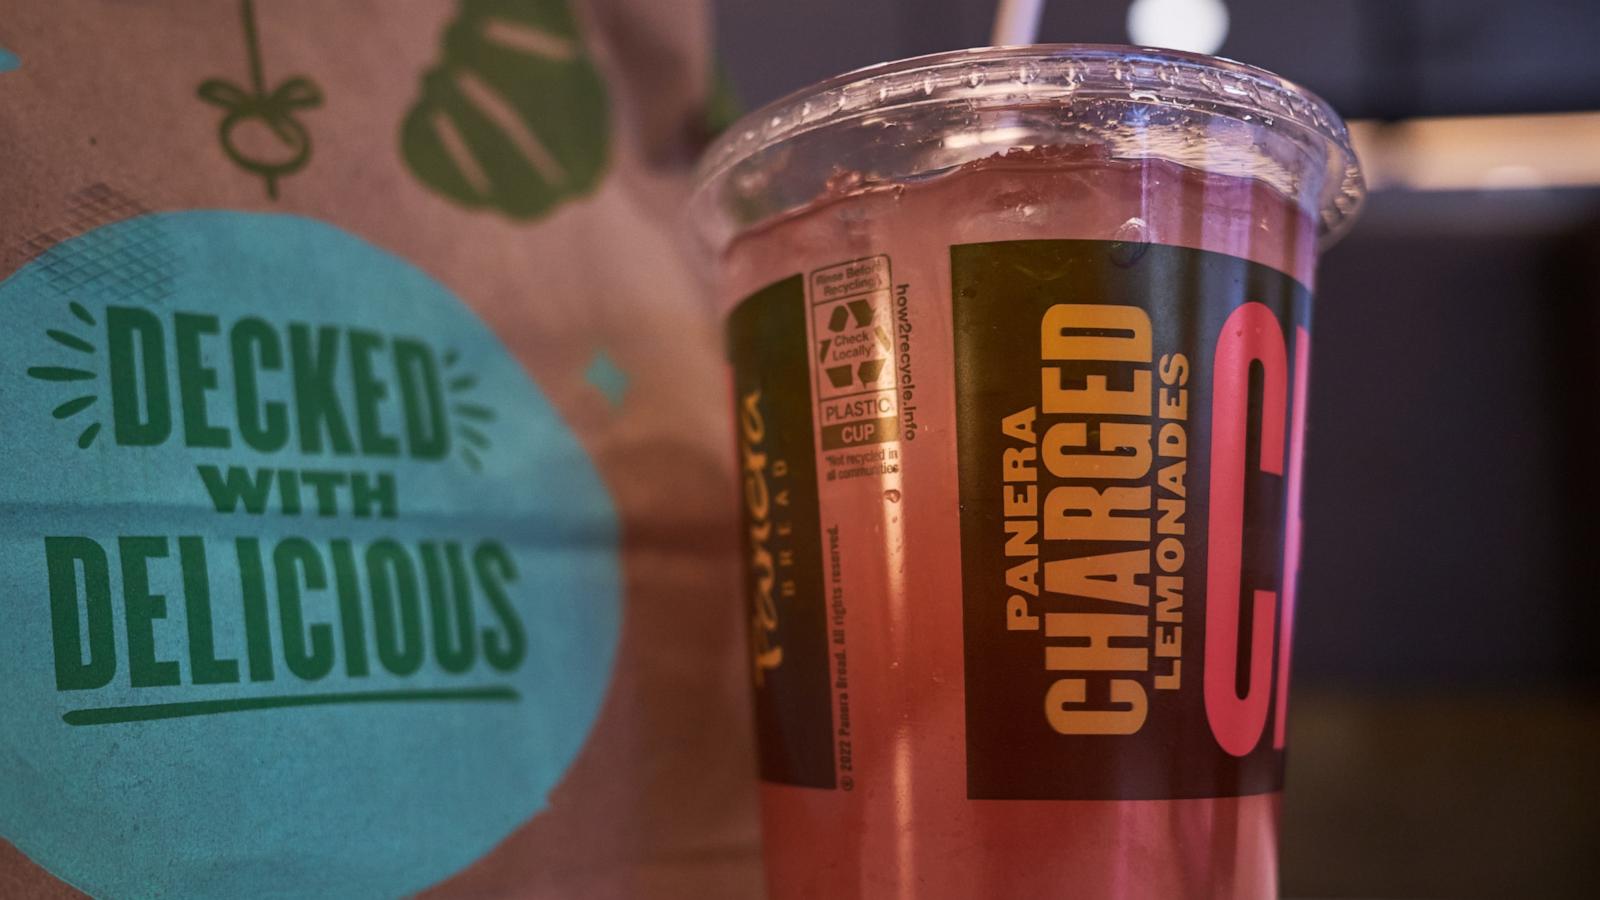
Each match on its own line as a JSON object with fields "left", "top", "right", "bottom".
{"left": 713, "top": 1, "right": 1599, "bottom": 897}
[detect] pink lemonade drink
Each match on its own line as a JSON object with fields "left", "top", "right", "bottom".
{"left": 692, "top": 46, "right": 1364, "bottom": 900}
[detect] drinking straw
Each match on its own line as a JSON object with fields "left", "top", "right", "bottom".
{"left": 991, "top": 0, "right": 1044, "bottom": 46}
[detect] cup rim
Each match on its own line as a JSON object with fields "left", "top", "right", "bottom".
{"left": 692, "top": 43, "right": 1366, "bottom": 241}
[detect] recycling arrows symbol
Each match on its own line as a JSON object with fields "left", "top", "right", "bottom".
{"left": 821, "top": 298, "right": 891, "bottom": 390}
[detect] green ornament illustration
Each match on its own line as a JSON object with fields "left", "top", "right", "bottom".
{"left": 402, "top": 0, "right": 611, "bottom": 219}
{"left": 197, "top": 0, "right": 324, "bottom": 199}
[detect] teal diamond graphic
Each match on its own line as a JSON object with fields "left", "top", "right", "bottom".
{"left": 585, "top": 350, "right": 628, "bottom": 408}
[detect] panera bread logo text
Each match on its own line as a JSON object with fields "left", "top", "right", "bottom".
{"left": 740, "top": 389, "right": 791, "bottom": 686}
{"left": 26, "top": 302, "right": 529, "bottom": 725}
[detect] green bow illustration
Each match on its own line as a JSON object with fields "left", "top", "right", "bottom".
{"left": 198, "top": 0, "right": 324, "bottom": 199}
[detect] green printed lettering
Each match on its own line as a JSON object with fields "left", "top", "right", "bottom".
{"left": 350, "top": 472, "right": 397, "bottom": 519}
{"left": 107, "top": 306, "right": 172, "bottom": 447}
{"left": 120, "top": 536, "right": 180, "bottom": 688}
{"left": 174, "top": 312, "right": 230, "bottom": 448}
{"left": 289, "top": 323, "right": 354, "bottom": 455}
{"left": 235, "top": 538, "right": 276, "bottom": 681}
{"left": 278, "top": 469, "right": 303, "bottom": 515}
{"left": 301, "top": 470, "right": 347, "bottom": 517}
{"left": 232, "top": 317, "right": 289, "bottom": 452}
{"left": 47, "top": 537, "right": 116, "bottom": 691}
{"left": 329, "top": 539, "right": 370, "bottom": 677}
{"left": 394, "top": 338, "right": 449, "bottom": 460}
{"left": 274, "top": 538, "right": 334, "bottom": 681}
{"left": 368, "top": 540, "right": 425, "bottom": 676}
{"left": 476, "top": 541, "right": 525, "bottom": 671}
{"left": 348, "top": 329, "right": 399, "bottom": 457}
{"left": 422, "top": 542, "right": 475, "bottom": 674}
{"left": 178, "top": 536, "right": 240, "bottom": 684}
{"left": 199, "top": 465, "right": 274, "bottom": 514}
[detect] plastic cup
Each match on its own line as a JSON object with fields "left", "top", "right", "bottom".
{"left": 692, "top": 45, "right": 1363, "bottom": 900}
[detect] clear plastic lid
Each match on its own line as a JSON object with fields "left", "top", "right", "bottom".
{"left": 690, "top": 44, "right": 1365, "bottom": 253}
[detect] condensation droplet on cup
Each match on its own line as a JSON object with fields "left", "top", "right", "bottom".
{"left": 1111, "top": 217, "right": 1152, "bottom": 268}
{"left": 1017, "top": 61, "right": 1040, "bottom": 84}
{"left": 967, "top": 70, "right": 986, "bottom": 89}
{"left": 825, "top": 169, "right": 866, "bottom": 195}
{"left": 883, "top": 489, "right": 902, "bottom": 503}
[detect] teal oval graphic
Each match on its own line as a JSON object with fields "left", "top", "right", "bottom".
{"left": 0, "top": 211, "right": 620, "bottom": 898}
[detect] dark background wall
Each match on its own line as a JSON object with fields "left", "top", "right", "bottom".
{"left": 1301, "top": 189, "right": 1598, "bottom": 689}
{"left": 716, "top": 0, "right": 1600, "bottom": 119}
{"left": 713, "top": 1, "right": 1600, "bottom": 896}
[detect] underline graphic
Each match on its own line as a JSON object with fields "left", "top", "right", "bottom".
{"left": 62, "top": 685, "right": 520, "bottom": 726}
